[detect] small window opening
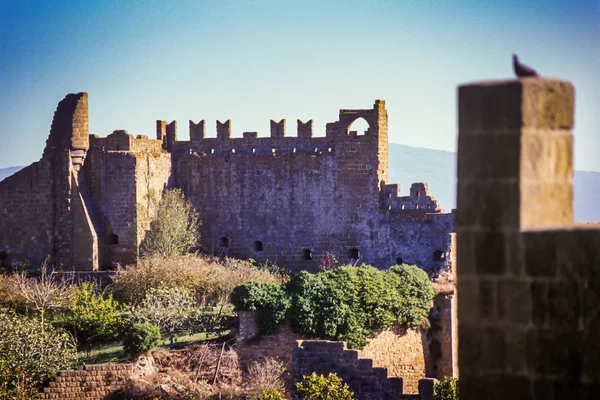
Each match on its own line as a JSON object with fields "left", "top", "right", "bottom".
{"left": 416, "top": 204, "right": 420, "bottom": 210}
{"left": 416, "top": 191, "right": 421, "bottom": 197}
{"left": 401, "top": 204, "right": 405, "bottom": 210}
{"left": 108, "top": 234, "right": 119, "bottom": 245}
{"left": 189, "top": 149, "right": 193, "bottom": 154}
{"left": 433, "top": 250, "right": 445, "bottom": 262}
{"left": 427, "top": 204, "right": 431, "bottom": 210}
{"left": 211, "top": 149, "right": 215, "bottom": 154}
{"left": 395, "top": 257, "right": 403, "bottom": 265}
{"left": 253, "top": 241, "right": 263, "bottom": 252}
{"left": 232, "top": 149, "right": 236, "bottom": 153}
{"left": 328, "top": 147, "right": 332, "bottom": 152}
{"left": 272, "top": 148, "right": 276, "bottom": 153}
{"left": 349, "top": 248, "right": 360, "bottom": 259}
{"left": 293, "top": 148, "right": 296, "bottom": 153}
{"left": 218, "top": 236, "right": 229, "bottom": 248}
{"left": 303, "top": 249, "right": 313, "bottom": 261}
{"left": 388, "top": 205, "right": 392, "bottom": 211}
{"left": 314, "top": 148, "right": 318, "bottom": 153}
{"left": 252, "top": 148, "right": 256, "bottom": 153}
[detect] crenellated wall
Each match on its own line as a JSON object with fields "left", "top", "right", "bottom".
{"left": 0, "top": 95, "right": 453, "bottom": 273}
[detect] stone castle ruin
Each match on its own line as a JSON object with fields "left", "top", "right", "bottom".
{"left": 0, "top": 95, "right": 454, "bottom": 272}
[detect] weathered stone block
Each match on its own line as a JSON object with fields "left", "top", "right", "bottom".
{"left": 457, "top": 133, "right": 521, "bottom": 180}
{"left": 456, "top": 181, "right": 520, "bottom": 230}
{"left": 497, "top": 279, "right": 531, "bottom": 325}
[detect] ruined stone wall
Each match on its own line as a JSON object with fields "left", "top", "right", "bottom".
{"left": 0, "top": 159, "right": 55, "bottom": 265}
{"left": 38, "top": 364, "right": 133, "bottom": 399}
{"left": 457, "top": 78, "right": 600, "bottom": 399}
{"left": 1, "top": 94, "right": 454, "bottom": 273}
{"left": 171, "top": 101, "right": 393, "bottom": 272}
{"left": 85, "top": 131, "right": 171, "bottom": 268}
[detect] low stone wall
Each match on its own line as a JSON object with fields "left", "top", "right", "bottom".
{"left": 39, "top": 363, "right": 133, "bottom": 399}
{"left": 293, "top": 340, "right": 436, "bottom": 400}
{"left": 358, "top": 325, "right": 428, "bottom": 393}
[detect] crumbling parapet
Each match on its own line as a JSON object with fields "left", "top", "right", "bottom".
{"left": 457, "top": 78, "right": 599, "bottom": 399}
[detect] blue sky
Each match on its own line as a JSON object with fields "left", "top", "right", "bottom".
{"left": 1, "top": 0, "right": 598, "bottom": 171}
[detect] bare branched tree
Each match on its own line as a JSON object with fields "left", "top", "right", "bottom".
{"left": 15, "top": 262, "right": 73, "bottom": 332}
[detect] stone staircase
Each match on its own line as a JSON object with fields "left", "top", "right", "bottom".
{"left": 38, "top": 364, "right": 133, "bottom": 399}
{"left": 293, "top": 340, "right": 435, "bottom": 400}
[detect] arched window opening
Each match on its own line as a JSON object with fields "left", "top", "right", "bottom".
{"left": 253, "top": 241, "right": 263, "bottom": 252}
{"left": 108, "top": 234, "right": 119, "bottom": 245}
{"left": 433, "top": 250, "right": 445, "bottom": 262}
{"left": 303, "top": 249, "right": 313, "bottom": 261}
{"left": 347, "top": 117, "right": 370, "bottom": 136}
{"left": 349, "top": 248, "right": 360, "bottom": 260}
{"left": 218, "top": 236, "right": 229, "bottom": 248}
{"left": 395, "top": 257, "right": 403, "bottom": 265}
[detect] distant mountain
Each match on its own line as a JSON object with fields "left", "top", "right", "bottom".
{"left": 388, "top": 143, "right": 600, "bottom": 223}
{"left": 0, "top": 166, "right": 23, "bottom": 182}
{"left": 1, "top": 145, "right": 598, "bottom": 222}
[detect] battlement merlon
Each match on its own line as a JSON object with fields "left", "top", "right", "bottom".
{"left": 89, "top": 130, "right": 163, "bottom": 152}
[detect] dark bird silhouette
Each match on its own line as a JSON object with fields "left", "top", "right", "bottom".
{"left": 513, "top": 54, "right": 539, "bottom": 78}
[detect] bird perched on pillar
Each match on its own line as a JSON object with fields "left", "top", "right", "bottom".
{"left": 513, "top": 54, "right": 539, "bottom": 78}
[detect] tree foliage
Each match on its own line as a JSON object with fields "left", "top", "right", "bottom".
{"left": 434, "top": 376, "right": 459, "bottom": 400}
{"left": 0, "top": 308, "right": 77, "bottom": 398}
{"left": 139, "top": 188, "right": 201, "bottom": 258}
{"left": 230, "top": 282, "right": 290, "bottom": 333}
{"left": 68, "top": 281, "right": 125, "bottom": 346}
{"left": 122, "top": 323, "right": 161, "bottom": 357}
{"left": 130, "top": 285, "right": 195, "bottom": 348}
{"left": 233, "top": 264, "right": 436, "bottom": 349}
{"left": 296, "top": 372, "right": 355, "bottom": 400}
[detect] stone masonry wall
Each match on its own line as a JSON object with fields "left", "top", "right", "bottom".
{"left": 0, "top": 159, "right": 55, "bottom": 265}
{"left": 293, "top": 340, "right": 437, "bottom": 400}
{"left": 38, "top": 364, "right": 133, "bottom": 399}
{"left": 1, "top": 94, "right": 454, "bottom": 274}
{"left": 457, "top": 78, "right": 600, "bottom": 399}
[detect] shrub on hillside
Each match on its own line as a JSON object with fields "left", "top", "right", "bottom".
{"left": 111, "top": 255, "right": 286, "bottom": 306}
{"left": 391, "top": 264, "right": 437, "bottom": 329}
{"left": 234, "top": 264, "right": 436, "bottom": 349}
{"left": 231, "top": 282, "right": 290, "bottom": 334}
{"left": 0, "top": 308, "right": 77, "bottom": 398}
{"left": 254, "top": 389, "right": 285, "bottom": 400}
{"left": 68, "top": 281, "right": 125, "bottom": 348}
{"left": 288, "top": 264, "right": 435, "bottom": 348}
{"left": 122, "top": 323, "right": 161, "bottom": 357}
{"left": 296, "top": 372, "right": 354, "bottom": 400}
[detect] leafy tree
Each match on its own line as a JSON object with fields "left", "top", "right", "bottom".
{"left": 230, "top": 282, "right": 290, "bottom": 333}
{"left": 69, "top": 282, "right": 124, "bottom": 351}
{"left": 130, "top": 285, "right": 194, "bottom": 348}
{"left": 138, "top": 189, "right": 201, "bottom": 258}
{"left": 122, "top": 323, "right": 161, "bottom": 357}
{"left": 296, "top": 372, "right": 354, "bottom": 400}
{"left": 0, "top": 308, "right": 77, "bottom": 398}
{"left": 390, "top": 264, "right": 437, "bottom": 329}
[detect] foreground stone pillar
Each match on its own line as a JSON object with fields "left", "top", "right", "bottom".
{"left": 456, "top": 78, "right": 600, "bottom": 398}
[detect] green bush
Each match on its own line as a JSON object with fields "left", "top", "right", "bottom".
{"left": 296, "top": 372, "right": 354, "bottom": 400}
{"left": 122, "top": 323, "right": 161, "bottom": 357}
{"left": 434, "top": 376, "right": 459, "bottom": 400}
{"left": 288, "top": 264, "right": 435, "bottom": 348}
{"left": 390, "top": 264, "right": 437, "bottom": 329}
{"left": 253, "top": 389, "right": 285, "bottom": 400}
{"left": 69, "top": 282, "right": 124, "bottom": 347}
{"left": 230, "top": 282, "right": 291, "bottom": 334}
{"left": 0, "top": 308, "right": 77, "bottom": 397}
{"left": 231, "top": 264, "right": 435, "bottom": 349}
